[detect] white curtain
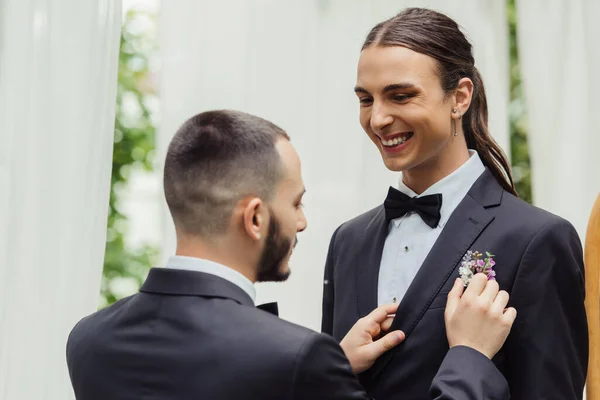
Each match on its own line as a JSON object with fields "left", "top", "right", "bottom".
{"left": 516, "top": 0, "right": 600, "bottom": 241}
{"left": 157, "top": 0, "right": 509, "bottom": 330}
{"left": 0, "top": 0, "right": 121, "bottom": 398}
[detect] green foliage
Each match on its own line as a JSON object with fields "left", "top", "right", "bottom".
{"left": 101, "top": 10, "right": 158, "bottom": 307}
{"left": 507, "top": 0, "right": 532, "bottom": 203}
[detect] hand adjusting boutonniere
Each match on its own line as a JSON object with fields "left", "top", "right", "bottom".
{"left": 459, "top": 250, "right": 496, "bottom": 286}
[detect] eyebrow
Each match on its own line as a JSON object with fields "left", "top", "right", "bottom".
{"left": 354, "top": 82, "right": 416, "bottom": 95}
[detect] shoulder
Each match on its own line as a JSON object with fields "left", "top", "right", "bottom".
{"left": 332, "top": 205, "right": 383, "bottom": 241}
{"left": 213, "top": 306, "right": 350, "bottom": 387}
{"left": 66, "top": 295, "right": 134, "bottom": 356}
{"left": 224, "top": 307, "right": 350, "bottom": 368}
{"left": 496, "top": 193, "right": 583, "bottom": 272}
{"left": 497, "top": 192, "right": 578, "bottom": 239}
{"left": 236, "top": 306, "right": 324, "bottom": 351}
{"left": 69, "top": 295, "right": 133, "bottom": 335}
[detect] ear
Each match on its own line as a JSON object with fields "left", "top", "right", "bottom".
{"left": 242, "top": 197, "right": 265, "bottom": 241}
{"left": 452, "top": 77, "right": 474, "bottom": 119}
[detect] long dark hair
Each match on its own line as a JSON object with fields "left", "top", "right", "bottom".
{"left": 363, "top": 8, "right": 517, "bottom": 196}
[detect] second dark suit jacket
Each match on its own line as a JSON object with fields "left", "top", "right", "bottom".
{"left": 67, "top": 267, "right": 509, "bottom": 399}
{"left": 322, "top": 169, "right": 588, "bottom": 400}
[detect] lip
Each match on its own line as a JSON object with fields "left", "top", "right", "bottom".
{"left": 379, "top": 132, "right": 414, "bottom": 154}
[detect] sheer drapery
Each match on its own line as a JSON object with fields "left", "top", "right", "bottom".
{"left": 0, "top": 0, "right": 121, "bottom": 398}
{"left": 516, "top": 0, "right": 600, "bottom": 240}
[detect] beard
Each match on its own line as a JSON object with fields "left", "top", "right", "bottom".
{"left": 255, "top": 210, "right": 297, "bottom": 283}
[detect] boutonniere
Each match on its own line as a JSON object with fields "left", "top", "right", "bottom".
{"left": 459, "top": 250, "right": 496, "bottom": 286}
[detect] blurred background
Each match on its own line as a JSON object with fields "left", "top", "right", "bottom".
{"left": 0, "top": 0, "right": 598, "bottom": 398}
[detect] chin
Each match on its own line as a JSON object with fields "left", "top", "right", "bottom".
{"left": 382, "top": 155, "right": 417, "bottom": 172}
{"left": 279, "top": 264, "right": 291, "bottom": 278}
{"left": 383, "top": 159, "right": 407, "bottom": 172}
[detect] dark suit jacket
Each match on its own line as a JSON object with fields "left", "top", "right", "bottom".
{"left": 67, "top": 267, "right": 509, "bottom": 399}
{"left": 322, "top": 169, "right": 589, "bottom": 400}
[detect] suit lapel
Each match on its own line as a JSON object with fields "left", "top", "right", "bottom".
{"left": 356, "top": 206, "right": 389, "bottom": 318}
{"left": 368, "top": 169, "right": 503, "bottom": 380}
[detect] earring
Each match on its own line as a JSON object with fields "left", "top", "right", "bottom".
{"left": 452, "top": 108, "right": 462, "bottom": 136}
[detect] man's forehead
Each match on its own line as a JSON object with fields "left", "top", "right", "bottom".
{"left": 357, "top": 46, "right": 437, "bottom": 86}
{"left": 276, "top": 140, "right": 301, "bottom": 174}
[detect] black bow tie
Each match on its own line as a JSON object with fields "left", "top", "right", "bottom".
{"left": 384, "top": 187, "right": 442, "bottom": 228}
{"left": 256, "top": 302, "right": 278, "bottom": 316}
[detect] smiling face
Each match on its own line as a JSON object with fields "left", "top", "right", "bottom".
{"left": 355, "top": 45, "right": 470, "bottom": 189}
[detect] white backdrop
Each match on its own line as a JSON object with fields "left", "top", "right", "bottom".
{"left": 157, "top": 0, "right": 510, "bottom": 330}
{"left": 0, "top": 0, "right": 121, "bottom": 398}
{"left": 516, "top": 0, "right": 600, "bottom": 241}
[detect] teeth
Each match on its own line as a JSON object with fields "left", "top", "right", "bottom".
{"left": 382, "top": 133, "right": 412, "bottom": 147}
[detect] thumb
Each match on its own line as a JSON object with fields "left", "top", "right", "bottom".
{"left": 445, "top": 278, "right": 464, "bottom": 322}
{"left": 366, "top": 330, "right": 405, "bottom": 360}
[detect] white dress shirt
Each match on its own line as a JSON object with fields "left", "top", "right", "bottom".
{"left": 377, "top": 150, "right": 486, "bottom": 306}
{"left": 165, "top": 255, "right": 256, "bottom": 304}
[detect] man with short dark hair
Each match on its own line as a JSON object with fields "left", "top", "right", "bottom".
{"left": 66, "top": 110, "right": 516, "bottom": 400}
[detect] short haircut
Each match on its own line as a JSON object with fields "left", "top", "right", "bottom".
{"left": 163, "top": 110, "right": 290, "bottom": 236}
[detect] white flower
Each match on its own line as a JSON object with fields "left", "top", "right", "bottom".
{"left": 459, "top": 265, "right": 474, "bottom": 286}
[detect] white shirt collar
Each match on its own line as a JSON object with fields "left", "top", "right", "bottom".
{"left": 394, "top": 150, "right": 485, "bottom": 228}
{"left": 165, "top": 255, "right": 256, "bottom": 304}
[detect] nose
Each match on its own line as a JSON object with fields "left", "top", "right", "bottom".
{"left": 370, "top": 101, "right": 394, "bottom": 132}
{"left": 297, "top": 209, "right": 307, "bottom": 233}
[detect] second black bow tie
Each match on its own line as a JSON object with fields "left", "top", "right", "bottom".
{"left": 256, "top": 302, "right": 278, "bottom": 316}
{"left": 384, "top": 187, "right": 442, "bottom": 228}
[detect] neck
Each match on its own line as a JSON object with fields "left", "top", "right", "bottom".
{"left": 175, "top": 233, "right": 258, "bottom": 283}
{"left": 402, "top": 139, "right": 470, "bottom": 194}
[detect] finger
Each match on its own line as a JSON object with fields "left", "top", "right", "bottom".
{"left": 363, "top": 318, "right": 381, "bottom": 338}
{"left": 445, "top": 278, "right": 464, "bottom": 320}
{"left": 502, "top": 307, "right": 517, "bottom": 326}
{"left": 365, "top": 331, "right": 405, "bottom": 360}
{"left": 480, "top": 278, "right": 499, "bottom": 306}
{"left": 463, "top": 273, "right": 487, "bottom": 299}
{"left": 381, "top": 317, "right": 394, "bottom": 332}
{"left": 490, "top": 290, "right": 510, "bottom": 316}
{"left": 366, "top": 303, "right": 399, "bottom": 325}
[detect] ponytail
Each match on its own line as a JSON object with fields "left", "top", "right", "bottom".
{"left": 463, "top": 67, "right": 517, "bottom": 196}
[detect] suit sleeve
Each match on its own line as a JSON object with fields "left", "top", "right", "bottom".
{"left": 504, "top": 218, "right": 588, "bottom": 399}
{"left": 291, "top": 333, "right": 369, "bottom": 400}
{"left": 322, "top": 226, "right": 341, "bottom": 336}
{"left": 430, "top": 346, "right": 510, "bottom": 400}
{"left": 292, "top": 335, "right": 510, "bottom": 400}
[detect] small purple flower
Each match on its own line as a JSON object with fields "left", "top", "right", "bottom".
{"left": 459, "top": 250, "right": 497, "bottom": 286}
